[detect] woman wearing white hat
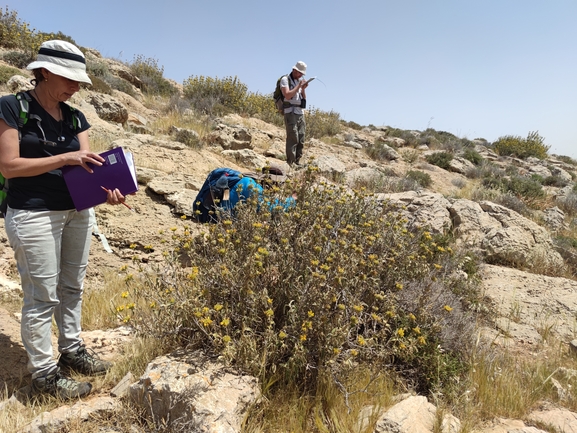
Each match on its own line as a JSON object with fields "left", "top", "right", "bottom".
{"left": 0, "top": 40, "right": 126, "bottom": 399}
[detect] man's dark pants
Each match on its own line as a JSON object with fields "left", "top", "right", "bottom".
{"left": 284, "top": 112, "right": 306, "bottom": 165}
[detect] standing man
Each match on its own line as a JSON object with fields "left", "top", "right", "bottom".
{"left": 281, "top": 61, "right": 308, "bottom": 166}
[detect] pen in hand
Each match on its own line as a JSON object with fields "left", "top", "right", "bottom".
{"left": 100, "top": 186, "right": 134, "bottom": 212}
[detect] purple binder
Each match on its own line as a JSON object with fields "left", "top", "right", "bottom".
{"left": 62, "top": 147, "right": 138, "bottom": 211}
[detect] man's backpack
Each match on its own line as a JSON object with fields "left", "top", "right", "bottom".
{"left": 273, "top": 75, "right": 286, "bottom": 114}
{"left": 273, "top": 73, "right": 296, "bottom": 114}
{"left": 0, "top": 91, "right": 81, "bottom": 217}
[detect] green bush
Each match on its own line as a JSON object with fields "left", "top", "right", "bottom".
{"left": 542, "top": 175, "right": 569, "bottom": 188}
{"left": 420, "top": 128, "right": 475, "bottom": 153}
{"left": 86, "top": 60, "right": 109, "bottom": 78}
{"left": 556, "top": 155, "right": 577, "bottom": 166}
{"left": 462, "top": 148, "right": 483, "bottom": 166}
{"left": 183, "top": 75, "right": 248, "bottom": 116}
{"left": 387, "top": 128, "right": 418, "bottom": 147}
{"left": 482, "top": 175, "right": 544, "bottom": 204}
{"left": 2, "top": 50, "right": 35, "bottom": 69}
{"left": 366, "top": 142, "right": 398, "bottom": 162}
{"left": 425, "top": 151, "right": 453, "bottom": 170}
{"left": 493, "top": 131, "right": 550, "bottom": 160}
{"left": 341, "top": 119, "right": 363, "bottom": 130}
{"left": 88, "top": 75, "right": 112, "bottom": 95}
{"left": 0, "top": 64, "right": 23, "bottom": 85}
{"left": 405, "top": 170, "right": 432, "bottom": 188}
{"left": 122, "top": 171, "right": 477, "bottom": 394}
{"left": 106, "top": 75, "right": 137, "bottom": 97}
{"left": 129, "top": 54, "right": 176, "bottom": 97}
{"left": 305, "top": 107, "right": 342, "bottom": 139}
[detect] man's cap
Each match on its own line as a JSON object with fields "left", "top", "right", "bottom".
{"left": 27, "top": 40, "right": 92, "bottom": 85}
{"left": 292, "top": 61, "right": 307, "bottom": 75}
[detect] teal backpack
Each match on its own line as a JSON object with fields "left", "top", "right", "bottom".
{"left": 0, "top": 92, "right": 81, "bottom": 217}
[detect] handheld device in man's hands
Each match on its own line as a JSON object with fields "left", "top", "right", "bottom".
{"left": 306, "top": 77, "right": 316, "bottom": 84}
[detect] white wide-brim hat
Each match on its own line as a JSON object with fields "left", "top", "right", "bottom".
{"left": 292, "top": 61, "right": 307, "bottom": 75}
{"left": 27, "top": 40, "right": 92, "bottom": 85}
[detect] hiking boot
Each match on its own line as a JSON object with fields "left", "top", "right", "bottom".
{"left": 32, "top": 368, "right": 92, "bottom": 400}
{"left": 57, "top": 344, "right": 112, "bottom": 376}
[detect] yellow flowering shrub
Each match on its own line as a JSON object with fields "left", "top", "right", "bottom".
{"left": 126, "top": 167, "right": 480, "bottom": 394}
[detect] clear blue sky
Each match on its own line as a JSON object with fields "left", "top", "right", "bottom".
{"left": 7, "top": 0, "right": 577, "bottom": 157}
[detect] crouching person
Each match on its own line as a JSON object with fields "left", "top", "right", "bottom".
{"left": 193, "top": 165, "right": 295, "bottom": 223}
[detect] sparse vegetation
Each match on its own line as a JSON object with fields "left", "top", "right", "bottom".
{"left": 3, "top": 6, "right": 577, "bottom": 432}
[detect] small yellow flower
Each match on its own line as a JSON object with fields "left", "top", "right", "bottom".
{"left": 307, "top": 310, "right": 315, "bottom": 318}
{"left": 357, "top": 336, "right": 366, "bottom": 346}
{"left": 214, "top": 304, "right": 223, "bottom": 311}
{"left": 201, "top": 317, "right": 213, "bottom": 327}
{"left": 220, "top": 318, "right": 230, "bottom": 326}
{"left": 333, "top": 347, "right": 341, "bottom": 355}
{"left": 353, "top": 305, "right": 364, "bottom": 312}
{"left": 434, "top": 263, "right": 442, "bottom": 269}
{"left": 267, "top": 298, "right": 273, "bottom": 305}
{"left": 337, "top": 304, "right": 345, "bottom": 310}
{"left": 222, "top": 335, "right": 231, "bottom": 343}
{"left": 121, "top": 291, "right": 129, "bottom": 299}
{"left": 395, "top": 282, "right": 403, "bottom": 290}
{"left": 265, "top": 309, "right": 274, "bottom": 317}
{"left": 350, "top": 349, "right": 358, "bottom": 357}
{"left": 180, "top": 215, "right": 187, "bottom": 220}
{"left": 311, "top": 259, "right": 320, "bottom": 266}
{"left": 412, "top": 327, "right": 421, "bottom": 335}
{"left": 418, "top": 336, "right": 427, "bottom": 345}
{"left": 396, "top": 328, "right": 405, "bottom": 337}
{"left": 279, "top": 331, "right": 287, "bottom": 339}
{"left": 444, "top": 305, "right": 453, "bottom": 312}
{"left": 409, "top": 313, "right": 416, "bottom": 321}
{"left": 300, "top": 334, "right": 307, "bottom": 341}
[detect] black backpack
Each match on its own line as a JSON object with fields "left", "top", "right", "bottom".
{"left": 273, "top": 73, "right": 295, "bottom": 114}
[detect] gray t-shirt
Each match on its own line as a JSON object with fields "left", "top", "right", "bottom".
{"left": 280, "top": 74, "right": 304, "bottom": 115}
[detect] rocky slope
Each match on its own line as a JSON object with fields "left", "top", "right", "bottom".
{"left": 2, "top": 48, "right": 577, "bottom": 432}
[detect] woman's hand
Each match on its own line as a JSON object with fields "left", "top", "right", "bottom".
{"left": 66, "top": 150, "right": 105, "bottom": 173}
{"left": 102, "top": 187, "right": 126, "bottom": 206}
